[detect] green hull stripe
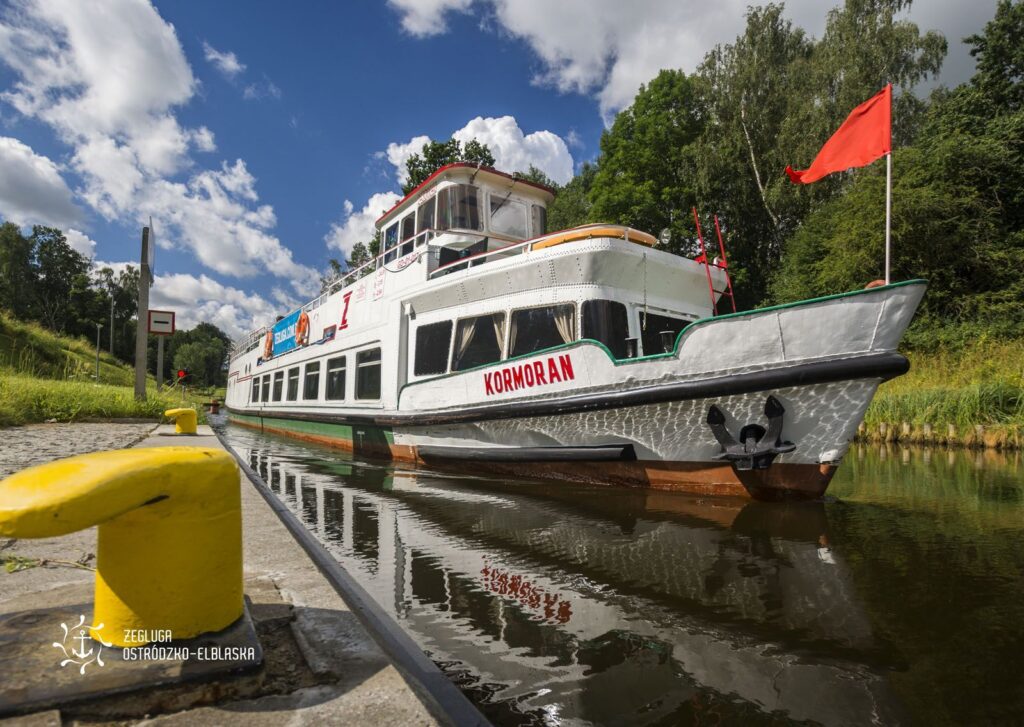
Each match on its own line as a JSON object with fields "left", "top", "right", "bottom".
{"left": 229, "top": 412, "right": 394, "bottom": 444}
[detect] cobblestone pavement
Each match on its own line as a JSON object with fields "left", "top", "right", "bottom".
{"left": 0, "top": 422, "right": 156, "bottom": 478}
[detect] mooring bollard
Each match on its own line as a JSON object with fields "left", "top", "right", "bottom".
{"left": 164, "top": 407, "right": 197, "bottom": 435}
{"left": 0, "top": 447, "right": 241, "bottom": 647}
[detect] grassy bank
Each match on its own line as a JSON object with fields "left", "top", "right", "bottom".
{"left": 863, "top": 338, "right": 1024, "bottom": 448}
{"left": 0, "top": 311, "right": 209, "bottom": 427}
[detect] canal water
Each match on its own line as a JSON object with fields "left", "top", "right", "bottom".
{"left": 218, "top": 423, "right": 1023, "bottom": 726}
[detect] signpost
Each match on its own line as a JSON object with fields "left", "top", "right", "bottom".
{"left": 133, "top": 226, "right": 153, "bottom": 401}
{"left": 149, "top": 310, "right": 175, "bottom": 392}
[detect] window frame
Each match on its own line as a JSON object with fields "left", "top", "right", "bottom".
{"left": 582, "top": 299, "right": 630, "bottom": 360}
{"left": 302, "top": 360, "right": 321, "bottom": 400}
{"left": 355, "top": 348, "right": 382, "bottom": 400}
{"left": 413, "top": 320, "right": 453, "bottom": 377}
{"left": 638, "top": 309, "right": 694, "bottom": 356}
{"left": 508, "top": 302, "right": 577, "bottom": 359}
{"left": 488, "top": 192, "right": 529, "bottom": 239}
{"left": 260, "top": 374, "right": 270, "bottom": 402}
{"left": 251, "top": 377, "right": 260, "bottom": 403}
{"left": 450, "top": 312, "right": 507, "bottom": 372}
{"left": 272, "top": 370, "right": 284, "bottom": 402}
{"left": 286, "top": 366, "right": 300, "bottom": 401}
{"left": 325, "top": 356, "right": 347, "bottom": 401}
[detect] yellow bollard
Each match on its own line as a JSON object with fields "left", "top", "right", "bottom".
{"left": 164, "top": 407, "right": 197, "bottom": 434}
{"left": 0, "top": 447, "right": 241, "bottom": 647}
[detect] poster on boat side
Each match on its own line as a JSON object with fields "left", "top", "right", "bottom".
{"left": 272, "top": 309, "right": 301, "bottom": 355}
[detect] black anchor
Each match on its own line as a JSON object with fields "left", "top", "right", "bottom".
{"left": 706, "top": 395, "right": 796, "bottom": 471}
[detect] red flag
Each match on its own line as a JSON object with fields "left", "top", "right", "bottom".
{"left": 786, "top": 84, "right": 892, "bottom": 184}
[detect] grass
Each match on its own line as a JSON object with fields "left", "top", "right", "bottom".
{"left": 864, "top": 337, "right": 1024, "bottom": 447}
{"left": 0, "top": 310, "right": 210, "bottom": 427}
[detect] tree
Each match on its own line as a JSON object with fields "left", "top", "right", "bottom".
{"left": 173, "top": 341, "right": 223, "bottom": 388}
{"left": 31, "top": 227, "right": 92, "bottom": 333}
{"left": 966, "top": 0, "right": 1024, "bottom": 112}
{"left": 589, "top": 70, "right": 706, "bottom": 258}
{"left": 0, "top": 223, "right": 36, "bottom": 319}
{"left": 515, "top": 165, "right": 557, "bottom": 188}
{"left": 403, "top": 138, "right": 495, "bottom": 193}
{"left": 547, "top": 162, "right": 597, "bottom": 232}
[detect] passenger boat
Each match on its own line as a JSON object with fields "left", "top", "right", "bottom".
{"left": 226, "top": 162, "right": 926, "bottom": 500}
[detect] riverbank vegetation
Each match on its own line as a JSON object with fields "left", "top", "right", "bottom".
{"left": 0, "top": 311, "right": 211, "bottom": 427}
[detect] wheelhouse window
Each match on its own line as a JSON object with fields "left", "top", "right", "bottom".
{"left": 356, "top": 349, "right": 382, "bottom": 400}
{"left": 383, "top": 222, "right": 399, "bottom": 263}
{"left": 303, "top": 361, "right": 321, "bottom": 400}
{"left": 452, "top": 313, "right": 506, "bottom": 372}
{"left": 415, "top": 321, "right": 453, "bottom": 376}
{"left": 286, "top": 367, "right": 300, "bottom": 401}
{"left": 326, "top": 357, "right": 347, "bottom": 400}
{"left": 251, "top": 377, "right": 260, "bottom": 403}
{"left": 437, "top": 184, "right": 482, "bottom": 231}
{"left": 490, "top": 195, "right": 528, "bottom": 238}
{"left": 261, "top": 374, "right": 270, "bottom": 402}
{"left": 272, "top": 371, "right": 284, "bottom": 402}
{"left": 531, "top": 204, "right": 547, "bottom": 237}
{"left": 582, "top": 300, "right": 629, "bottom": 359}
{"left": 400, "top": 213, "right": 416, "bottom": 256}
{"left": 509, "top": 304, "right": 576, "bottom": 358}
{"left": 639, "top": 311, "right": 692, "bottom": 355}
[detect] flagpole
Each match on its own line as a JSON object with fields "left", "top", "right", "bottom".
{"left": 885, "top": 151, "right": 892, "bottom": 284}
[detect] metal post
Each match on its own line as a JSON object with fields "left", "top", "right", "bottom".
{"left": 885, "top": 152, "right": 892, "bottom": 285}
{"left": 109, "top": 292, "right": 114, "bottom": 355}
{"left": 156, "top": 335, "right": 164, "bottom": 392}
{"left": 133, "top": 227, "right": 151, "bottom": 401}
{"left": 95, "top": 323, "right": 101, "bottom": 381}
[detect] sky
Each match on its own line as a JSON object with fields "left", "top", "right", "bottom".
{"left": 0, "top": 0, "right": 997, "bottom": 340}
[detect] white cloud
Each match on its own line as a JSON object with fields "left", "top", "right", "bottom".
{"left": 150, "top": 272, "right": 279, "bottom": 339}
{"left": 324, "top": 191, "right": 402, "bottom": 257}
{"left": 202, "top": 41, "right": 246, "bottom": 79}
{"left": 64, "top": 228, "right": 97, "bottom": 257}
{"left": 0, "top": 136, "right": 82, "bottom": 227}
{"left": 385, "top": 134, "right": 431, "bottom": 187}
{"left": 242, "top": 79, "right": 281, "bottom": 101}
{"left": 387, "top": 0, "right": 472, "bottom": 36}
{"left": 385, "top": 117, "right": 573, "bottom": 185}
{"left": 387, "top": 0, "right": 968, "bottom": 119}
{"left": 453, "top": 116, "right": 572, "bottom": 184}
{"left": 0, "top": 0, "right": 318, "bottom": 298}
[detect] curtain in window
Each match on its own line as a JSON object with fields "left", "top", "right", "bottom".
{"left": 508, "top": 314, "right": 518, "bottom": 356}
{"left": 492, "top": 314, "right": 506, "bottom": 359}
{"left": 453, "top": 319, "right": 477, "bottom": 369}
{"left": 553, "top": 306, "right": 576, "bottom": 344}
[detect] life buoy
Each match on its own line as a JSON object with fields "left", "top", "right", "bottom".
{"left": 263, "top": 329, "right": 274, "bottom": 360}
{"left": 296, "top": 310, "right": 310, "bottom": 346}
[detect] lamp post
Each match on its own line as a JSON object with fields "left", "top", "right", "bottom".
{"left": 95, "top": 323, "right": 101, "bottom": 382}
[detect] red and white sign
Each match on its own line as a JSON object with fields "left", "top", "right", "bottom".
{"left": 148, "top": 309, "right": 175, "bottom": 335}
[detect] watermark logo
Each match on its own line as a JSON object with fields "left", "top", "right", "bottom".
{"left": 52, "top": 615, "right": 112, "bottom": 675}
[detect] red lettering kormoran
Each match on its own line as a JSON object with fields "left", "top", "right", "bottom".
{"left": 482, "top": 355, "right": 575, "bottom": 396}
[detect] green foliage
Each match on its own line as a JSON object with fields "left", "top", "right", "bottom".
{"left": 546, "top": 162, "right": 596, "bottom": 232}
{"left": 403, "top": 137, "right": 495, "bottom": 194}
{"left": 590, "top": 70, "right": 705, "bottom": 257}
{"left": 150, "top": 323, "right": 230, "bottom": 388}
{"left": 966, "top": 0, "right": 1024, "bottom": 112}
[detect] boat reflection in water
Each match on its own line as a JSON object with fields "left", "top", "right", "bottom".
{"left": 236, "top": 431, "right": 899, "bottom": 726}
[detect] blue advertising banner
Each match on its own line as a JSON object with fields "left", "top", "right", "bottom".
{"left": 271, "top": 309, "right": 301, "bottom": 355}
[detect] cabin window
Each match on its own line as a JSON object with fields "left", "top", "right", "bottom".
{"left": 490, "top": 195, "right": 528, "bottom": 238}
{"left": 261, "top": 375, "right": 270, "bottom": 402}
{"left": 639, "top": 311, "right": 692, "bottom": 355}
{"left": 272, "top": 371, "right": 284, "bottom": 402}
{"left": 437, "top": 184, "right": 482, "bottom": 231}
{"left": 417, "top": 197, "right": 435, "bottom": 233}
{"left": 400, "top": 213, "right": 416, "bottom": 256}
{"left": 509, "top": 304, "right": 576, "bottom": 358}
{"left": 582, "top": 300, "right": 630, "bottom": 359}
{"left": 451, "top": 313, "right": 506, "bottom": 371}
{"left": 303, "top": 361, "right": 321, "bottom": 400}
{"left": 383, "top": 222, "right": 399, "bottom": 263}
{"left": 356, "top": 348, "right": 382, "bottom": 400}
{"left": 251, "top": 377, "right": 260, "bottom": 403}
{"left": 326, "top": 356, "right": 347, "bottom": 400}
{"left": 286, "top": 367, "right": 300, "bottom": 401}
{"left": 531, "top": 204, "right": 547, "bottom": 236}
{"left": 414, "top": 321, "right": 452, "bottom": 376}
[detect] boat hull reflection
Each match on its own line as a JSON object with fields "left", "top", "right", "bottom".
{"left": 239, "top": 435, "right": 899, "bottom": 726}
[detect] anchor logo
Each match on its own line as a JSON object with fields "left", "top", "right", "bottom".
{"left": 53, "top": 615, "right": 113, "bottom": 675}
